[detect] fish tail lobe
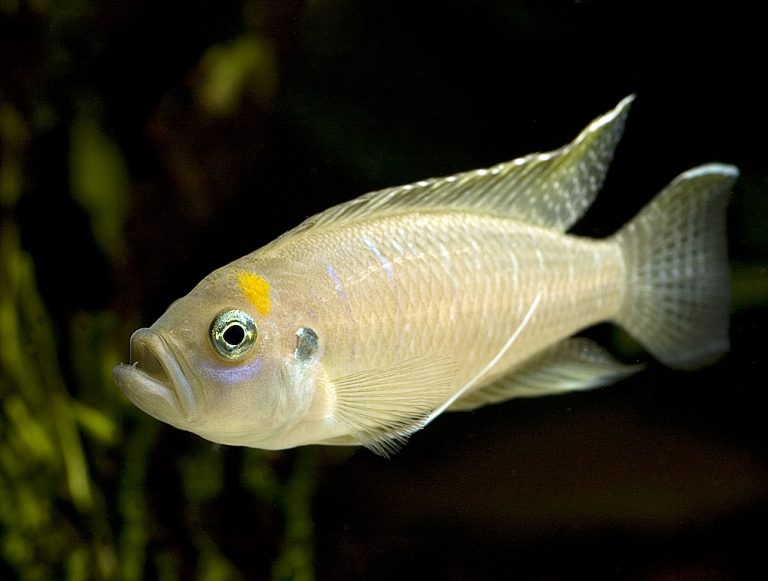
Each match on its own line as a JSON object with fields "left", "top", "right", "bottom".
{"left": 612, "top": 164, "right": 738, "bottom": 369}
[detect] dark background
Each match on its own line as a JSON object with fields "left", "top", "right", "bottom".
{"left": 1, "top": 1, "right": 766, "bottom": 579}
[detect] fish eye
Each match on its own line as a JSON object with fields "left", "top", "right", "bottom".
{"left": 209, "top": 309, "right": 257, "bottom": 360}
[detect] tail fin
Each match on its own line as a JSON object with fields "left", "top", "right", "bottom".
{"left": 613, "top": 164, "right": 738, "bottom": 369}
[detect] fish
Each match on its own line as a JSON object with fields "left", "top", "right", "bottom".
{"left": 113, "top": 96, "right": 738, "bottom": 456}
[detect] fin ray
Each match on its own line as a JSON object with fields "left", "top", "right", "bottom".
{"left": 264, "top": 96, "right": 633, "bottom": 254}
{"left": 331, "top": 356, "right": 457, "bottom": 456}
{"left": 449, "top": 338, "right": 641, "bottom": 411}
{"left": 613, "top": 163, "right": 737, "bottom": 369}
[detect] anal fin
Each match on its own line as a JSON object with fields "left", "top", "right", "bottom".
{"left": 331, "top": 355, "right": 457, "bottom": 456}
{"left": 448, "top": 338, "right": 641, "bottom": 412}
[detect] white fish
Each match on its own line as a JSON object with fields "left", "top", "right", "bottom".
{"left": 114, "top": 96, "right": 738, "bottom": 456}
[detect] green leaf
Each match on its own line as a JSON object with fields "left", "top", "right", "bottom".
{"left": 69, "top": 114, "right": 130, "bottom": 258}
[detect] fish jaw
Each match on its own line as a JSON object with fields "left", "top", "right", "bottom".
{"left": 113, "top": 328, "right": 198, "bottom": 423}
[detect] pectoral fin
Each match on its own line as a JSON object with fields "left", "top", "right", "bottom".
{"left": 331, "top": 356, "right": 458, "bottom": 456}
{"left": 449, "top": 338, "right": 641, "bottom": 411}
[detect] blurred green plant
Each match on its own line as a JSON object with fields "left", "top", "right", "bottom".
{"left": 70, "top": 113, "right": 130, "bottom": 260}
{"left": 0, "top": 217, "right": 119, "bottom": 579}
{"left": 1, "top": 1, "right": 321, "bottom": 576}
{"left": 1, "top": 104, "right": 322, "bottom": 579}
{"left": 198, "top": 33, "right": 278, "bottom": 117}
{"left": 272, "top": 449, "right": 317, "bottom": 581}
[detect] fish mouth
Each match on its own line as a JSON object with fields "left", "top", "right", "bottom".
{"left": 113, "top": 328, "right": 197, "bottom": 421}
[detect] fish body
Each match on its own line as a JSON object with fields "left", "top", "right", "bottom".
{"left": 114, "top": 97, "right": 738, "bottom": 455}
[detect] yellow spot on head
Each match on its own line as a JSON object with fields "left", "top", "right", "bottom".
{"left": 237, "top": 272, "right": 272, "bottom": 315}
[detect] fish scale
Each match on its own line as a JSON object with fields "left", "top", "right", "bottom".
{"left": 114, "top": 97, "right": 737, "bottom": 455}
{"left": 257, "top": 211, "right": 623, "bottom": 410}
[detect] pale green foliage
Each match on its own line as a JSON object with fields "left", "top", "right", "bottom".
{"left": 0, "top": 8, "right": 319, "bottom": 573}
{"left": 0, "top": 221, "right": 118, "bottom": 579}
{"left": 69, "top": 114, "right": 130, "bottom": 259}
{"left": 198, "top": 34, "right": 279, "bottom": 117}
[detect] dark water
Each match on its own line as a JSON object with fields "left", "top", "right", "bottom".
{"left": 1, "top": 2, "right": 766, "bottom": 579}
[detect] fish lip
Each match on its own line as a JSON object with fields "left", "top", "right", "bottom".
{"left": 119, "top": 328, "right": 198, "bottom": 421}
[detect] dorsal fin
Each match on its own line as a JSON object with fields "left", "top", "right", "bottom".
{"left": 264, "top": 96, "right": 633, "bottom": 253}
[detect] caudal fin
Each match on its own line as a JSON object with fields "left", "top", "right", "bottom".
{"left": 613, "top": 164, "right": 738, "bottom": 369}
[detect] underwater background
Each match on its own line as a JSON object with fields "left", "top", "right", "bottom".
{"left": 1, "top": 1, "right": 766, "bottom": 579}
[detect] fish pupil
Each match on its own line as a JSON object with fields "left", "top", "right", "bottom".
{"left": 209, "top": 309, "right": 256, "bottom": 359}
{"left": 223, "top": 324, "right": 245, "bottom": 346}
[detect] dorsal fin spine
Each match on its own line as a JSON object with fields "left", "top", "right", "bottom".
{"left": 262, "top": 96, "right": 634, "bottom": 255}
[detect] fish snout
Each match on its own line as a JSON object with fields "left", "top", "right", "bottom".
{"left": 123, "top": 328, "right": 198, "bottom": 420}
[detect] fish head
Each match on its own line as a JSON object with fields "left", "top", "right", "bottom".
{"left": 113, "top": 267, "right": 319, "bottom": 447}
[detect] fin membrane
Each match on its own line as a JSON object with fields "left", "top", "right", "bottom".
{"left": 265, "top": 96, "right": 633, "bottom": 254}
{"left": 448, "top": 338, "right": 641, "bottom": 411}
{"left": 331, "top": 356, "right": 457, "bottom": 456}
{"left": 613, "top": 163, "right": 738, "bottom": 369}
